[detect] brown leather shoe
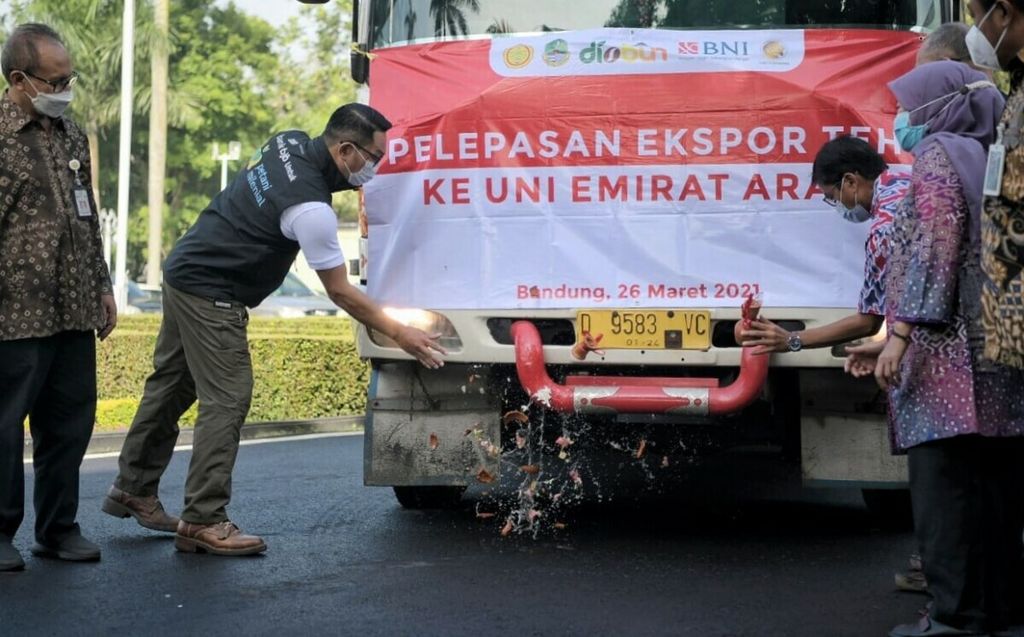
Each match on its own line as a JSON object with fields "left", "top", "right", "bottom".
{"left": 174, "top": 520, "right": 267, "bottom": 556}
{"left": 101, "top": 486, "right": 180, "bottom": 533}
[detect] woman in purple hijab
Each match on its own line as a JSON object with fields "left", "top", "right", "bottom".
{"left": 875, "top": 61, "right": 1024, "bottom": 637}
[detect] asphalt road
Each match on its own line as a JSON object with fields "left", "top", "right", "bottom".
{"left": 0, "top": 434, "right": 962, "bottom": 637}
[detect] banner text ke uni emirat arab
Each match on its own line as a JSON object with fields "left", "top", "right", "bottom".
{"left": 387, "top": 126, "right": 899, "bottom": 206}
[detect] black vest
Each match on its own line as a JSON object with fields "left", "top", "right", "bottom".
{"left": 164, "top": 132, "right": 354, "bottom": 307}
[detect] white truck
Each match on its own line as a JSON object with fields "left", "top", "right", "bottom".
{"left": 338, "top": 0, "right": 956, "bottom": 514}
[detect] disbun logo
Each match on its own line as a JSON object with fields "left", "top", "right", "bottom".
{"left": 580, "top": 41, "right": 668, "bottom": 64}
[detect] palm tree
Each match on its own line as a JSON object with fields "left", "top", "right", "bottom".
{"left": 429, "top": 0, "right": 481, "bottom": 38}
{"left": 12, "top": 0, "right": 199, "bottom": 279}
{"left": 10, "top": 0, "right": 122, "bottom": 207}
{"left": 404, "top": 9, "right": 418, "bottom": 42}
{"left": 605, "top": 0, "right": 661, "bottom": 28}
{"left": 485, "top": 18, "right": 515, "bottom": 35}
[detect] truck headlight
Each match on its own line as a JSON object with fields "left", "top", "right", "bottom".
{"left": 370, "top": 308, "right": 463, "bottom": 352}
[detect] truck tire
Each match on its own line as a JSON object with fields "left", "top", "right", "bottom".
{"left": 861, "top": 488, "right": 913, "bottom": 529}
{"left": 393, "top": 486, "right": 467, "bottom": 509}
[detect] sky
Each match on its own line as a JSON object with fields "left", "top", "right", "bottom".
{"left": 219, "top": 0, "right": 304, "bottom": 27}
{"left": 219, "top": 0, "right": 314, "bottom": 59}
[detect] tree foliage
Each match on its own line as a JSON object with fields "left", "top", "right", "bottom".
{"left": 0, "top": 0, "right": 359, "bottom": 280}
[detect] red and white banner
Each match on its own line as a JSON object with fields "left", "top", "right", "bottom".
{"left": 365, "top": 28, "right": 920, "bottom": 309}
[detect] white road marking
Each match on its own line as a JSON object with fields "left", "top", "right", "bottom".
{"left": 22, "top": 430, "right": 364, "bottom": 464}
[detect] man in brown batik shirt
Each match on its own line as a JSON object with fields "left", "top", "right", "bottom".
{"left": 0, "top": 23, "right": 116, "bottom": 572}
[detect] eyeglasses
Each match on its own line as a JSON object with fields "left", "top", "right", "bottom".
{"left": 343, "top": 140, "right": 383, "bottom": 166}
{"left": 822, "top": 181, "right": 843, "bottom": 207}
{"left": 20, "top": 69, "right": 79, "bottom": 92}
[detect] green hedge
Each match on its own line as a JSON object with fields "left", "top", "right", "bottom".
{"left": 91, "top": 315, "right": 368, "bottom": 430}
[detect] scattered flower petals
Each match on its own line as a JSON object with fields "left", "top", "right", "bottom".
{"left": 555, "top": 436, "right": 573, "bottom": 449}
{"left": 558, "top": 451, "right": 568, "bottom": 460}
{"left": 519, "top": 464, "right": 540, "bottom": 475}
{"left": 635, "top": 439, "right": 647, "bottom": 460}
{"left": 571, "top": 330, "right": 605, "bottom": 360}
{"left": 502, "top": 410, "right": 529, "bottom": 425}
{"left": 500, "top": 518, "right": 514, "bottom": 536}
{"left": 476, "top": 468, "right": 495, "bottom": 484}
{"left": 527, "top": 509, "right": 541, "bottom": 522}
{"left": 476, "top": 511, "right": 496, "bottom": 519}
{"left": 532, "top": 387, "right": 553, "bottom": 407}
{"left": 661, "top": 455, "right": 670, "bottom": 468}
{"left": 428, "top": 433, "right": 439, "bottom": 450}
{"left": 569, "top": 469, "right": 582, "bottom": 485}
{"left": 554, "top": 522, "right": 567, "bottom": 530}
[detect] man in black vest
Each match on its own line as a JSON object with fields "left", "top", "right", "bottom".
{"left": 102, "top": 104, "right": 445, "bottom": 556}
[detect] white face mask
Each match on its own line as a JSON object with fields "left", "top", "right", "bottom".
{"left": 837, "top": 200, "right": 872, "bottom": 223}
{"left": 342, "top": 144, "right": 378, "bottom": 186}
{"left": 831, "top": 176, "right": 872, "bottom": 223}
{"left": 22, "top": 75, "right": 73, "bottom": 118}
{"left": 967, "top": 3, "right": 1010, "bottom": 71}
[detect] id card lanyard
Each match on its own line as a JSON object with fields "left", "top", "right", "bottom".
{"left": 69, "top": 158, "right": 92, "bottom": 218}
{"left": 985, "top": 123, "right": 1007, "bottom": 197}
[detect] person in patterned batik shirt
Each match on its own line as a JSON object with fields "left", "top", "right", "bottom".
{"left": 0, "top": 24, "right": 116, "bottom": 572}
{"left": 739, "top": 138, "right": 925, "bottom": 596}
{"left": 873, "top": 61, "right": 1024, "bottom": 637}
{"left": 967, "top": 0, "right": 1024, "bottom": 371}
{"left": 741, "top": 135, "right": 908, "bottom": 355}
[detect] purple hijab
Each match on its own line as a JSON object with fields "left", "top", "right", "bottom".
{"left": 888, "top": 60, "right": 1005, "bottom": 245}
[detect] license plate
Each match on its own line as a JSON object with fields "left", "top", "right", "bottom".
{"left": 576, "top": 309, "right": 711, "bottom": 350}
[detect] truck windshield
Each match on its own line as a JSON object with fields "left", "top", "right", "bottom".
{"left": 370, "top": 0, "right": 944, "bottom": 48}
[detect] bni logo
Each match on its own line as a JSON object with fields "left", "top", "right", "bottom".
{"left": 677, "top": 40, "right": 751, "bottom": 57}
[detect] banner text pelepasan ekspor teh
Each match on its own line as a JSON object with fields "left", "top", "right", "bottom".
{"left": 363, "top": 28, "right": 918, "bottom": 310}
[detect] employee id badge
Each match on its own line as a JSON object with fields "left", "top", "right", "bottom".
{"left": 983, "top": 142, "right": 1006, "bottom": 197}
{"left": 73, "top": 184, "right": 92, "bottom": 218}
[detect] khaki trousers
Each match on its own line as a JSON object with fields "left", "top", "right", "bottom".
{"left": 115, "top": 284, "right": 252, "bottom": 524}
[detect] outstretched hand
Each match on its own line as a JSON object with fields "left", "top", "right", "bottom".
{"left": 741, "top": 318, "right": 788, "bottom": 355}
{"left": 843, "top": 340, "right": 881, "bottom": 378}
{"left": 394, "top": 326, "right": 447, "bottom": 369}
